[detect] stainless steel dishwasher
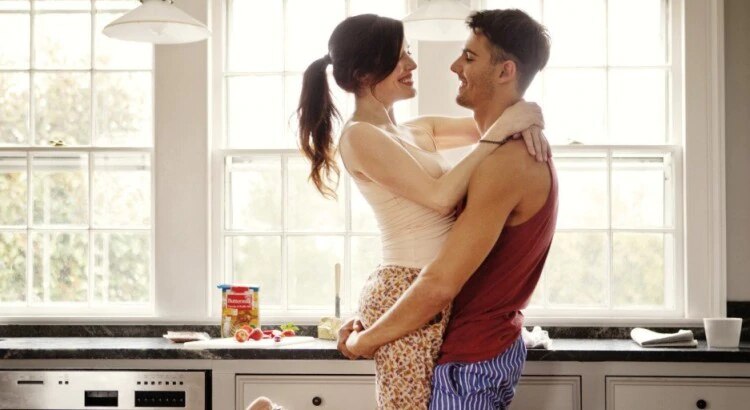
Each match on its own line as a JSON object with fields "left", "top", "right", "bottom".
{"left": 0, "top": 370, "right": 209, "bottom": 409}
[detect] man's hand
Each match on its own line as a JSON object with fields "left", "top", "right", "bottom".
{"left": 337, "top": 317, "right": 363, "bottom": 360}
{"left": 345, "top": 330, "right": 377, "bottom": 359}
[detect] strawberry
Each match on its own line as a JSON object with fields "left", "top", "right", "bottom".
{"left": 280, "top": 322, "right": 300, "bottom": 334}
{"left": 249, "top": 328, "right": 263, "bottom": 341}
{"left": 234, "top": 329, "right": 249, "bottom": 343}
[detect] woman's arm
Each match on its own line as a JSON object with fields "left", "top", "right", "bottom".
{"left": 339, "top": 122, "right": 499, "bottom": 216}
{"left": 404, "top": 116, "right": 481, "bottom": 150}
{"left": 405, "top": 107, "right": 550, "bottom": 161}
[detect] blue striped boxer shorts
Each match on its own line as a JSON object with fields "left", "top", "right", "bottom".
{"left": 429, "top": 336, "right": 526, "bottom": 410}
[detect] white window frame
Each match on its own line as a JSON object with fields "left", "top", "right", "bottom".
{"left": 208, "top": 0, "right": 725, "bottom": 326}
{"left": 0, "top": 0, "right": 156, "bottom": 318}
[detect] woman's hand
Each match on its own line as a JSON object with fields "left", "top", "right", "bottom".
{"left": 483, "top": 100, "right": 544, "bottom": 143}
{"left": 512, "top": 125, "right": 551, "bottom": 162}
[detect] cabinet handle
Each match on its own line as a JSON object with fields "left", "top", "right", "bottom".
{"left": 696, "top": 399, "right": 707, "bottom": 409}
{"left": 312, "top": 396, "right": 322, "bottom": 406}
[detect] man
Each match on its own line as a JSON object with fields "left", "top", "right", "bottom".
{"left": 339, "top": 9, "right": 557, "bottom": 410}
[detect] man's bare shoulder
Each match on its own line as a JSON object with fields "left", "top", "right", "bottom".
{"left": 472, "top": 140, "right": 541, "bottom": 185}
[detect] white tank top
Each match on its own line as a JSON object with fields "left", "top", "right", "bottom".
{"left": 343, "top": 130, "right": 457, "bottom": 269}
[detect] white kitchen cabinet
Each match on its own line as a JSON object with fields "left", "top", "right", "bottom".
{"left": 606, "top": 377, "right": 750, "bottom": 410}
{"left": 511, "top": 376, "right": 582, "bottom": 410}
{"left": 236, "top": 375, "right": 377, "bottom": 410}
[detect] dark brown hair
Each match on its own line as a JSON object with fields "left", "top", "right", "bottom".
{"left": 467, "top": 9, "right": 550, "bottom": 93}
{"left": 297, "top": 14, "right": 404, "bottom": 198}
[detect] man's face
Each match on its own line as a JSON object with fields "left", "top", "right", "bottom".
{"left": 450, "top": 32, "right": 501, "bottom": 109}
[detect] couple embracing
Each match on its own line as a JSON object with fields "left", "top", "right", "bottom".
{"left": 298, "top": 8, "right": 558, "bottom": 410}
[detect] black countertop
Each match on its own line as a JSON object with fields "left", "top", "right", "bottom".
{"left": 1, "top": 337, "right": 749, "bottom": 362}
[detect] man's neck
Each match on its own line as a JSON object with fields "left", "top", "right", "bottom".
{"left": 473, "top": 97, "right": 520, "bottom": 135}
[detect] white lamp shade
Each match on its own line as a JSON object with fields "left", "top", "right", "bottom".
{"left": 103, "top": 0, "right": 210, "bottom": 44}
{"left": 402, "top": 0, "right": 472, "bottom": 41}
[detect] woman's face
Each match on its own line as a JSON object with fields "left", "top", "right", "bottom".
{"left": 371, "top": 41, "right": 417, "bottom": 105}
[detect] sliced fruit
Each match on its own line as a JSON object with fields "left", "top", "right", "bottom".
{"left": 281, "top": 330, "right": 296, "bottom": 337}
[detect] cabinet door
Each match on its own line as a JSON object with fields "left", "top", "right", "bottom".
{"left": 607, "top": 377, "right": 750, "bottom": 410}
{"left": 511, "top": 376, "right": 582, "bottom": 410}
{"left": 236, "top": 375, "right": 376, "bottom": 410}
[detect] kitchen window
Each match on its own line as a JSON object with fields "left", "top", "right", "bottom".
{"left": 214, "top": 0, "right": 724, "bottom": 323}
{"left": 0, "top": 0, "right": 154, "bottom": 315}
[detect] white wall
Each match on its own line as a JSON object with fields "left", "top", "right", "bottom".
{"left": 725, "top": 0, "right": 750, "bottom": 301}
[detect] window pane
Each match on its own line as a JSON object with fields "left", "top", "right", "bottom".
{"left": 349, "top": 0, "right": 407, "bottom": 18}
{"left": 0, "top": 231, "right": 26, "bottom": 302}
{"left": 0, "top": 153, "right": 27, "bottom": 226}
{"left": 351, "top": 179, "right": 378, "bottom": 232}
{"left": 349, "top": 236, "right": 381, "bottom": 311}
{"left": 94, "top": 72, "right": 153, "bottom": 147}
{"left": 612, "top": 233, "right": 670, "bottom": 308}
{"left": 0, "top": 73, "right": 30, "bottom": 145}
{"left": 544, "top": 0, "right": 606, "bottom": 66}
{"left": 555, "top": 155, "right": 608, "bottom": 229}
{"left": 227, "top": 0, "right": 283, "bottom": 72}
{"left": 612, "top": 154, "right": 672, "bottom": 229}
{"left": 285, "top": 0, "right": 344, "bottom": 72}
{"left": 0, "top": 13, "right": 30, "bottom": 68}
{"left": 35, "top": 0, "right": 90, "bottom": 11}
{"left": 95, "top": 12, "right": 153, "bottom": 69}
{"left": 93, "top": 153, "right": 150, "bottom": 228}
{"left": 543, "top": 69, "right": 606, "bottom": 144}
{"left": 226, "top": 156, "right": 282, "bottom": 231}
{"left": 227, "top": 235, "right": 282, "bottom": 306}
{"left": 227, "top": 76, "right": 283, "bottom": 148}
{"left": 287, "top": 157, "right": 344, "bottom": 232}
{"left": 33, "top": 13, "right": 91, "bottom": 69}
{"left": 287, "top": 235, "right": 343, "bottom": 308}
{"left": 0, "top": 1, "right": 30, "bottom": 11}
{"left": 32, "top": 153, "right": 88, "bottom": 226}
{"left": 544, "top": 232, "right": 608, "bottom": 306}
{"left": 608, "top": 0, "right": 667, "bottom": 66}
{"left": 95, "top": 0, "right": 140, "bottom": 11}
{"left": 32, "top": 231, "right": 88, "bottom": 303}
{"left": 93, "top": 231, "right": 149, "bottom": 303}
{"left": 484, "top": 0, "right": 541, "bottom": 20}
{"left": 34, "top": 72, "right": 91, "bottom": 146}
{"left": 284, "top": 74, "right": 302, "bottom": 148}
{"left": 608, "top": 69, "right": 667, "bottom": 144}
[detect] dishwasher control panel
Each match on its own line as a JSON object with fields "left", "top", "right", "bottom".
{"left": 0, "top": 370, "right": 208, "bottom": 409}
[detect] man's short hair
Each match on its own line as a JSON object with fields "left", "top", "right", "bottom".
{"left": 467, "top": 9, "right": 551, "bottom": 93}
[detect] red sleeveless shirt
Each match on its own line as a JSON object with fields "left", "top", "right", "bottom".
{"left": 437, "top": 161, "right": 558, "bottom": 364}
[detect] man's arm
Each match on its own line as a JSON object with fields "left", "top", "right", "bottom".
{"left": 346, "top": 150, "right": 527, "bottom": 357}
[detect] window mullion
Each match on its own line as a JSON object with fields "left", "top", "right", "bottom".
{"left": 87, "top": 0, "right": 95, "bottom": 308}
{"left": 281, "top": 152, "right": 289, "bottom": 313}
{"left": 606, "top": 149, "right": 613, "bottom": 311}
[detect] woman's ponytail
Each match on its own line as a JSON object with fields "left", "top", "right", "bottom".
{"left": 297, "top": 55, "right": 341, "bottom": 199}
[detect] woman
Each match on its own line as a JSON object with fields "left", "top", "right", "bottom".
{"left": 297, "top": 14, "right": 547, "bottom": 409}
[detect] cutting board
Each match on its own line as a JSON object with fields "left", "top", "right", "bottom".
{"left": 182, "top": 336, "right": 316, "bottom": 349}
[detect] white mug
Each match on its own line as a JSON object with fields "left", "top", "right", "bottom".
{"left": 703, "top": 318, "right": 743, "bottom": 349}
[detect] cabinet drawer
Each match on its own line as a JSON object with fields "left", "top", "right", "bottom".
{"left": 511, "top": 376, "right": 582, "bottom": 410}
{"left": 236, "top": 375, "right": 376, "bottom": 410}
{"left": 607, "top": 377, "right": 750, "bottom": 410}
